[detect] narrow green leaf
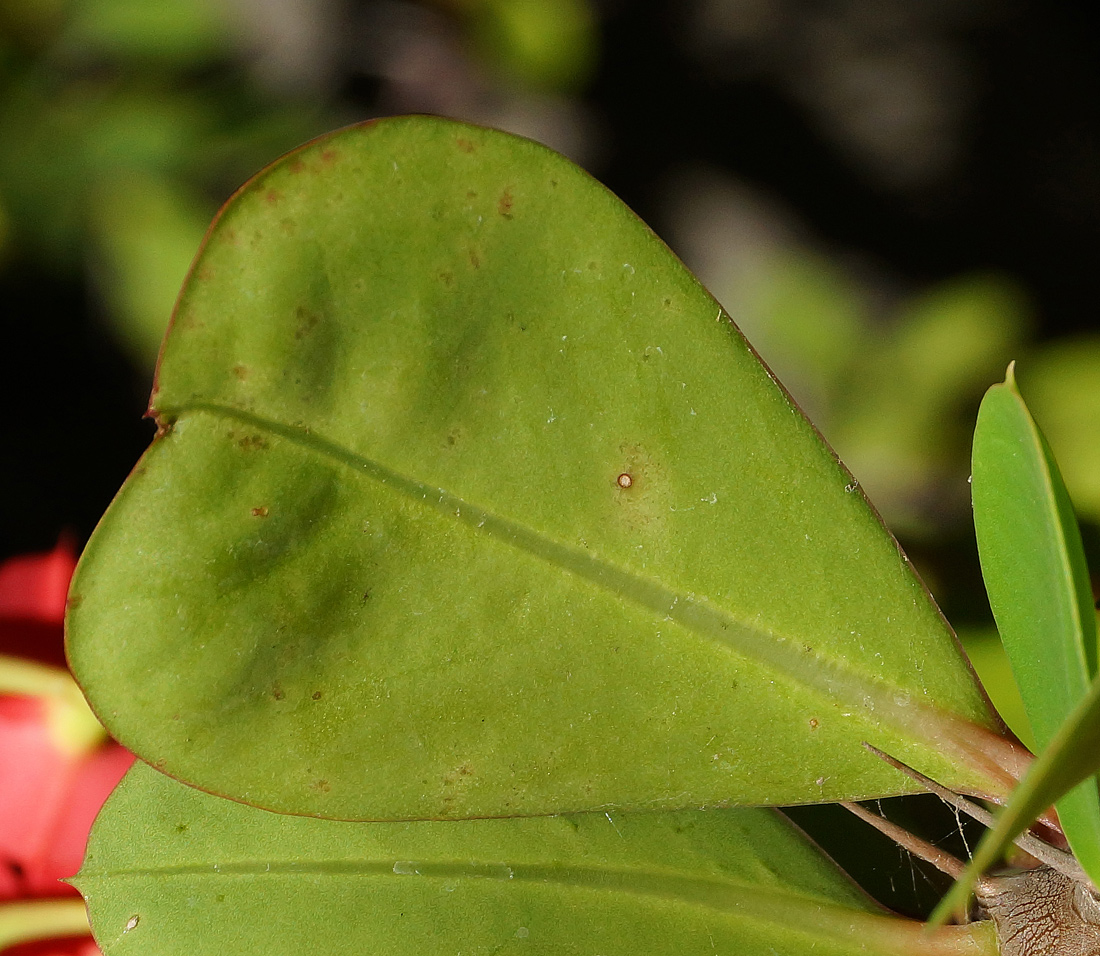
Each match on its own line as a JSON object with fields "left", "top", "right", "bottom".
{"left": 75, "top": 762, "right": 994, "bottom": 956}
{"left": 971, "top": 364, "right": 1100, "bottom": 875}
{"left": 68, "top": 116, "right": 1016, "bottom": 821}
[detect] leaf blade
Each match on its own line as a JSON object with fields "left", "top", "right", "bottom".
{"left": 75, "top": 763, "right": 992, "bottom": 956}
{"left": 971, "top": 364, "right": 1100, "bottom": 874}
{"left": 67, "top": 116, "right": 1014, "bottom": 820}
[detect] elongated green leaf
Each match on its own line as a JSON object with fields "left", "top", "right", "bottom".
{"left": 75, "top": 762, "right": 994, "bottom": 956}
{"left": 972, "top": 364, "right": 1100, "bottom": 875}
{"left": 67, "top": 116, "right": 1016, "bottom": 821}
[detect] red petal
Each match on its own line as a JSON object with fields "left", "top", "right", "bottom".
{"left": 0, "top": 542, "right": 77, "bottom": 626}
{"left": 27, "top": 746, "right": 135, "bottom": 896}
{"left": 0, "top": 695, "right": 132, "bottom": 901}
{"left": 0, "top": 697, "right": 75, "bottom": 900}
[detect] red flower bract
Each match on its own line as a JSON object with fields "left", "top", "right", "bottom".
{"left": 0, "top": 542, "right": 134, "bottom": 955}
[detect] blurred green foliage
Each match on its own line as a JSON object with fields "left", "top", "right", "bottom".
{"left": 462, "top": 0, "right": 597, "bottom": 91}
{"left": 0, "top": 0, "right": 598, "bottom": 366}
{"left": 0, "top": 0, "right": 328, "bottom": 366}
{"left": 705, "top": 237, "right": 1099, "bottom": 536}
{"left": 1025, "top": 339, "right": 1100, "bottom": 528}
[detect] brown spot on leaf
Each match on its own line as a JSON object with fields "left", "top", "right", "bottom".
{"left": 498, "top": 190, "right": 514, "bottom": 219}
{"left": 617, "top": 473, "right": 633, "bottom": 489}
{"left": 456, "top": 137, "right": 476, "bottom": 153}
{"left": 251, "top": 506, "right": 269, "bottom": 518}
{"left": 311, "top": 690, "right": 323, "bottom": 700}
{"left": 809, "top": 718, "right": 819, "bottom": 730}
{"left": 230, "top": 432, "right": 269, "bottom": 451}
{"left": 271, "top": 683, "right": 285, "bottom": 700}
{"left": 265, "top": 189, "right": 282, "bottom": 206}
{"left": 280, "top": 218, "right": 297, "bottom": 236}
{"left": 443, "top": 763, "right": 474, "bottom": 787}
{"left": 320, "top": 148, "right": 338, "bottom": 165}
{"left": 295, "top": 305, "right": 321, "bottom": 338}
{"left": 67, "top": 593, "right": 83, "bottom": 611}
{"left": 614, "top": 442, "right": 668, "bottom": 534}
{"left": 232, "top": 365, "right": 249, "bottom": 380}
{"left": 196, "top": 265, "right": 215, "bottom": 282}
{"left": 289, "top": 158, "right": 306, "bottom": 174}
{"left": 311, "top": 779, "right": 331, "bottom": 793}
{"left": 469, "top": 248, "right": 481, "bottom": 269}
{"left": 439, "top": 270, "right": 454, "bottom": 287}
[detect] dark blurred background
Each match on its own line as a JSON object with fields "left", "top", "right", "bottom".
{"left": 2, "top": 0, "right": 1098, "bottom": 917}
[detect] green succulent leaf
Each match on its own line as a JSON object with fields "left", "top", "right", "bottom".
{"left": 74, "top": 762, "right": 994, "bottom": 956}
{"left": 68, "top": 116, "right": 1014, "bottom": 821}
{"left": 971, "top": 364, "right": 1100, "bottom": 876}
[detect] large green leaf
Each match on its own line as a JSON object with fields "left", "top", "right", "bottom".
{"left": 972, "top": 365, "right": 1100, "bottom": 876}
{"left": 75, "top": 762, "right": 994, "bottom": 956}
{"left": 67, "top": 116, "right": 1016, "bottom": 820}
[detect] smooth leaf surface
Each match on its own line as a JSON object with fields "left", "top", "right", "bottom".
{"left": 75, "top": 762, "right": 994, "bottom": 956}
{"left": 972, "top": 365, "right": 1100, "bottom": 875}
{"left": 67, "top": 116, "right": 1016, "bottom": 821}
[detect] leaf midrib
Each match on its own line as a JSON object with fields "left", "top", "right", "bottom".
{"left": 176, "top": 401, "right": 975, "bottom": 754}
{"left": 80, "top": 858, "right": 878, "bottom": 929}
{"left": 79, "top": 855, "right": 972, "bottom": 955}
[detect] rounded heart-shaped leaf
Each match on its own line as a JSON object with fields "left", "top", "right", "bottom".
{"left": 67, "top": 116, "right": 1015, "bottom": 820}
